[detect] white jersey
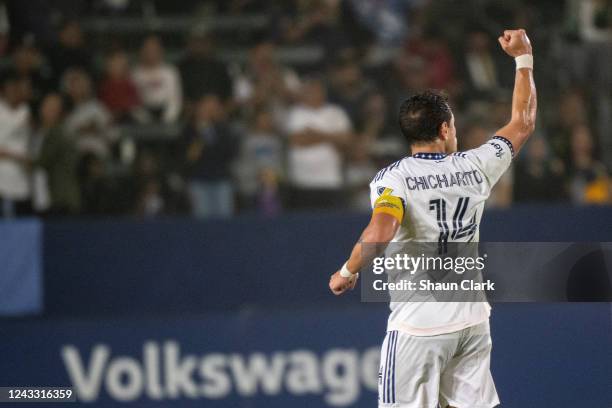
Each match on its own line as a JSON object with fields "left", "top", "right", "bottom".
{"left": 369, "top": 136, "right": 514, "bottom": 336}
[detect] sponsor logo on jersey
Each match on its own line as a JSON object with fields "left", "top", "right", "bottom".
{"left": 489, "top": 141, "right": 504, "bottom": 158}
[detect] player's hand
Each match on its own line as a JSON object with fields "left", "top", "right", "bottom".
{"left": 329, "top": 270, "right": 359, "bottom": 295}
{"left": 498, "top": 29, "right": 532, "bottom": 57}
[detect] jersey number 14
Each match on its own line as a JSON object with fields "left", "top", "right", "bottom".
{"left": 429, "top": 197, "right": 477, "bottom": 254}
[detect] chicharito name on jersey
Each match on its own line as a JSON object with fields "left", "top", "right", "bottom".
{"left": 406, "top": 169, "right": 484, "bottom": 191}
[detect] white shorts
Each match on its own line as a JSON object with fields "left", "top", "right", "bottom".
{"left": 378, "top": 321, "right": 499, "bottom": 408}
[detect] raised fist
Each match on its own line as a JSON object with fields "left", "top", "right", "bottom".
{"left": 498, "top": 29, "right": 532, "bottom": 57}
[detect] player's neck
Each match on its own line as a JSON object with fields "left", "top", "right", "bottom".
{"left": 410, "top": 141, "right": 447, "bottom": 155}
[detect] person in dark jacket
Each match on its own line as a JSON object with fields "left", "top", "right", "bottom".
{"left": 35, "top": 93, "right": 80, "bottom": 215}
{"left": 47, "top": 20, "right": 92, "bottom": 83}
{"left": 184, "top": 94, "right": 239, "bottom": 218}
{"left": 178, "top": 30, "right": 232, "bottom": 105}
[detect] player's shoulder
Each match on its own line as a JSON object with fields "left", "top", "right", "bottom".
{"left": 371, "top": 157, "right": 410, "bottom": 184}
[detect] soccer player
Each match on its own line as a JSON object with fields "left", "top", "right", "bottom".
{"left": 329, "top": 29, "right": 536, "bottom": 408}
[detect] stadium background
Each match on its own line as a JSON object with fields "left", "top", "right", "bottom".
{"left": 0, "top": 0, "right": 611, "bottom": 407}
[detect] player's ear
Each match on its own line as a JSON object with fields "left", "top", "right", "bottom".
{"left": 439, "top": 121, "right": 449, "bottom": 140}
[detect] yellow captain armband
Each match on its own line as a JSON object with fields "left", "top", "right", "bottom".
{"left": 373, "top": 189, "right": 404, "bottom": 223}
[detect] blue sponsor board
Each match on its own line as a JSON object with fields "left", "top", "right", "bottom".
{"left": 42, "top": 207, "right": 612, "bottom": 317}
{"left": 0, "top": 304, "right": 610, "bottom": 407}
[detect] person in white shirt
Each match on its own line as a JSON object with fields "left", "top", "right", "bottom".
{"left": 286, "top": 78, "right": 352, "bottom": 209}
{"left": 0, "top": 73, "right": 32, "bottom": 217}
{"left": 329, "top": 30, "right": 537, "bottom": 408}
{"left": 132, "top": 35, "right": 182, "bottom": 124}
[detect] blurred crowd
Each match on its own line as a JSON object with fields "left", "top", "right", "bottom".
{"left": 0, "top": 0, "right": 611, "bottom": 219}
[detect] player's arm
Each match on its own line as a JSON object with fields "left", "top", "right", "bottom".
{"left": 495, "top": 29, "right": 537, "bottom": 155}
{"left": 329, "top": 194, "right": 403, "bottom": 295}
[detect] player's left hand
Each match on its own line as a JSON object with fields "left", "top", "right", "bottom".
{"left": 498, "top": 29, "right": 532, "bottom": 57}
{"left": 329, "top": 271, "right": 359, "bottom": 295}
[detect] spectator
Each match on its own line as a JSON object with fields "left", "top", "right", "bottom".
{"left": 347, "top": 0, "right": 408, "bottom": 46}
{"left": 233, "top": 41, "right": 300, "bottom": 124}
{"left": 258, "top": 167, "right": 282, "bottom": 217}
{"left": 178, "top": 30, "right": 232, "bottom": 105}
{"left": 33, "top": 93, "right": 80, "bottom": 215}
{"left": 345, "top": 138, "right": 376, "bottom": 211}
{"left": 568, "top": 124, "right": 610, "bottom": 204}
{"left": 130, "top": 150, "right": 168, "bottom": 218}
{"left": 11, "top": 38, "right": 53, "bottom": 112}
{"left": 385, "top": 50, "right": 428, "bottom": 115}
{"left": 0, "top": 72, "right": 32, "bottom": 217}
{"left": 183, "top": 94, "right": 239, "bottom": 218}
{"left": 345, "top": 91, "right": 388, "bottom": 211}
{"left": 132, "top": 35, "right": 182, "bottom": 123}
{"left": 548, "top": 89, "right": 589, "bottom": 164}
{"left": 327, "top": 56, "right": 373, "bottom": 127}
{"left": 460, "top": 28, "right": 509, "bottom": 100}
{"left": 405, "top": 31, "right": 457, "bottom": 91}
{"left": 63, "top": 68, "right": 115, "bottom": 158}
{"left": 78, "top": 153, "right": 115, "bottom": 215}
{"left": 361, "top": 90, "right": 395, "bottom": 139}
{"left": 278, "top": 0, "right": 359, "bottom": 57}
{"left": 577, "top": 0, "right": 612, "bottom": 43}
{"left": 234, "top": 108, "right": 283, "bottom": 211}
{"left": 285, "top": 78, "right": 352, "bottom": 209}
{"left": 358, "top": 91, "right": 396, "bottom": 143}
{"left": 98, "top": 50, "right": 142, "bottom": 123}
{"left": 513, "top": 137, "right": 567, "bottom": 203}
{"left": 47, "top": 20, "right": 92, "bottom": 82}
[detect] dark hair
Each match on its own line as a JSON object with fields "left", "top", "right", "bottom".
{"left": 0, "top": 69, "right": 20, "bottom": 88}
{"left": 398, "top": 90, "right": 452, "bottom": 145}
